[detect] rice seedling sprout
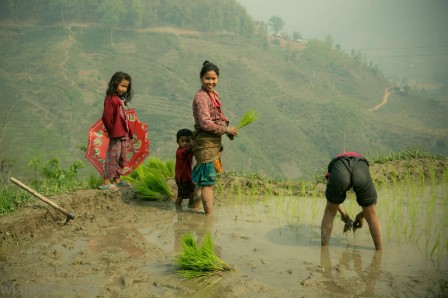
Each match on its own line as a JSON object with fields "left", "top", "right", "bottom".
{"left": 236, "top": 109, "right": 259, "bottom": 129}
{"left": 129, "top": 157, "right": 175, "bottom": 200}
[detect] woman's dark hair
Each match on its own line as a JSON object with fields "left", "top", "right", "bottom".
{"left": 199, "top": 60, "right": 219, "bottom": 78}
{"left": 176, "top": 128, "right": 193, "bottom": 141}
{"left": 106, "top": 71, "right": 134, "bottom": 104}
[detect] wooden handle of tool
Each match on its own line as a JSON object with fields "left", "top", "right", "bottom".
{"left": 10, "top": 177, "right": 74, "bottom": 220}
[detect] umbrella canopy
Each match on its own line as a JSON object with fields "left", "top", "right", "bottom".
{"left": 85, "top": 109, "right": 149, "bottom": 176}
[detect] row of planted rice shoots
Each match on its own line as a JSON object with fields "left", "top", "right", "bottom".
{"left": 130, "top": 155, "right": 446, "bottom": 263}
{"left": 375, "top": 166, "right": 448, "bottom": 263}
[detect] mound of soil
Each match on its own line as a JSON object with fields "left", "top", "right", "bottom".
{"left": 369, "top": 158, "right": 448, "bottom": 185}
{"left": 0, "top": 188, "right": 134, "bottom": 248}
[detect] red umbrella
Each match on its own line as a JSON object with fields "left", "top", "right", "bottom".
{"left": 85, "top": 109, "right": 150, "bottom": 176}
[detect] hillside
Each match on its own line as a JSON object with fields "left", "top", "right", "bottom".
{"left": 0, "top": 3, "right": 447, "bottom": 180}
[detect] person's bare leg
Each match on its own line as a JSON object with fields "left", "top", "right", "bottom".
{"left": 190, "top": 186, "right": 202, "bottom": 210}
{"left": 362, "top": 204, "right": 382, "bottom": 250}
{"left": 189, "top": 187, "right": 200, "bottom": 208}
{"left": 175, "top": 196, "right": 182, "bottom": 206}
{"left": 103, "top": 179, "right": 112, "bottom": 185}
{"left": 321, "top": 201, "right": 339, "bottom": 246}
{"left": 201, "top": 185, "right": 214, "bottom": 215}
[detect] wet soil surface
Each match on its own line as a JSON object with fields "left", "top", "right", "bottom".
{"left": 0, "top": 186, "right": 447, "bottom": 297}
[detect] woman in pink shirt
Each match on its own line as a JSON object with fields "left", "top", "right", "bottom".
{"left": 190, "top": 61, "right": 238, "bottom": 214}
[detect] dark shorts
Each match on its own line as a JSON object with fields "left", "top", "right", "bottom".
{"left": 325, "top": 156, "right": 377, "bottom": 207}
{"left": 176, "top": 180, "right": 195, "bottom": 198}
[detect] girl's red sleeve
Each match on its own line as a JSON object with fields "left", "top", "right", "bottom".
{"left": 102, "top": 97, "right": 115, "bottom": 134}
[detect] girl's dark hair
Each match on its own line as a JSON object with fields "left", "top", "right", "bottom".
{"left": 200, "top": 60, "right": 219, "bottom": 78}
{"left": 106, "top": 71, "right": 134, "bottom": 104}
{"left": 176, "top": 128, "right": 193, "bottom": 141}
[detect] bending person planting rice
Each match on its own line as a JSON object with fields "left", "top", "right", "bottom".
{"left": 190, "top": 61, "right": 238, "bottom": 215}
{"left": 321, "top": 152, "right": 382, "bottom": 250}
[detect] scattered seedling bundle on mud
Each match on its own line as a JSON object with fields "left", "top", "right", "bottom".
{"left": 124, "top": 157, "right": 175, "bottom": 200}
{"left": 175, "top": 232, "right": 231, "bottom": 286}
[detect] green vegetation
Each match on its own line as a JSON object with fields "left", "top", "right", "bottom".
{"left": 0, "top": 0, "right": 258, "bottom": 38}
{"left": 369, "top": 149, "right": 447, "bottom": 164}
{"left": 236, "top": 109, "right": 259, "bottom": 129}
{"left": 0, "top": 150, "right": 446, "bottom": 262}
{"left": 0, "top": 158, "right": 88, "bottom": 214}
{"left": 0, "top": 1, "right": 447, "bottom": 182}
{"left": 0, "top": 185, "right": 30, "bottom": 214}
{"left": 375, "top": 165, "right": 447, "bottom": 262}
{"left": 124, "top": 157, "right": 175, "bottom": 200}
{"left": 175, "top": 232, "right": 231, "bottom": 286}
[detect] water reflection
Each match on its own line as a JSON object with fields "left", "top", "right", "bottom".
{"left": 320, "top": 247, "right": 382, "bottom": 296}
{"left": 173, "top": 211, "right": 214, "bottom": 253}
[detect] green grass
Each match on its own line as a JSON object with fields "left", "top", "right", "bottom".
{"left": 0, "top": 185, "right": 31, "bottom": 214}
{"left": 0, "top": 157, "right": 90, "bottom": 215}
{"left": 370, "top": 149, "right": 447, "bottom": 164}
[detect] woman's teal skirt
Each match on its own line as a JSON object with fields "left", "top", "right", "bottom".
{"left": 192, "top": 162, "right": 217, "bottom": 186}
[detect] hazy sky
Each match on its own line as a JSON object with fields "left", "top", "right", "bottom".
{"left": 237, "top": 0, "right": 448, "bottom": 82}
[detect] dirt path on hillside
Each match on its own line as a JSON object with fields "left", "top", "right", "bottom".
{"left": 1, "top": 183, "right": 447, "bottom": 297}
{"left": 369, "top": 88, "right": 391, "bottom": 111}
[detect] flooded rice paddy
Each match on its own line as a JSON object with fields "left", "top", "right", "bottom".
{"left": 0, "top": 183, "right": 447, "bottom": 297}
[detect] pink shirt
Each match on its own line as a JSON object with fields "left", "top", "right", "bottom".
{"left": 192, "top": 88, "right": 229, "bottom": 135}
{"left": 336, "top": 152, "right": 362, "bottom": 158}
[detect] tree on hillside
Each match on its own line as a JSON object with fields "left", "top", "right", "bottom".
{"left": 49, "top": 0, "right": 81, "bottom": 27}
{"left": 97, "top": 0, "right": 126, "bottom": 47}
{"left": 124, "top": 0, "right": 145, "bottom": 27}
{"left": 292, "top": 31, "right": 302, "bottom": 41}
{"left": 268, "top": 15, "right": 284, "bottom": 34}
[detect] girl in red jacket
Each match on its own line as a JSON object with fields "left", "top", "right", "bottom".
{"left": 99, "top": 71, "right": 134, "bottom": 190}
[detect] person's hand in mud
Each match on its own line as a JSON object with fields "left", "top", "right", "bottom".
{"left": 225, "top": 126, "right": 238, "bottom": 140}
{"left": 338, "top": 206, "right": 353, "bottom": 232}
{"left": 353, "top": 211, "right": 365, "bottom": 231}
{"left": 341, "top": 214, "right": 354, "bottom": 233}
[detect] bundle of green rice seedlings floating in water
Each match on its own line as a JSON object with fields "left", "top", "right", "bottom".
{"left": 236, "top": 109, "right": 259, "bottom": 129}
{"left": 176, "top": 232, "right": 231, "bottom": 287}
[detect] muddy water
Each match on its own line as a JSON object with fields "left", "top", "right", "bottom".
{"left": 1, "top": 189, "right": 447, "bottom": 297}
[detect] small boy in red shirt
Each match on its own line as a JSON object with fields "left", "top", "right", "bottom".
{"left": 175, "top": 129, "right": 195, "bottom": 207}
